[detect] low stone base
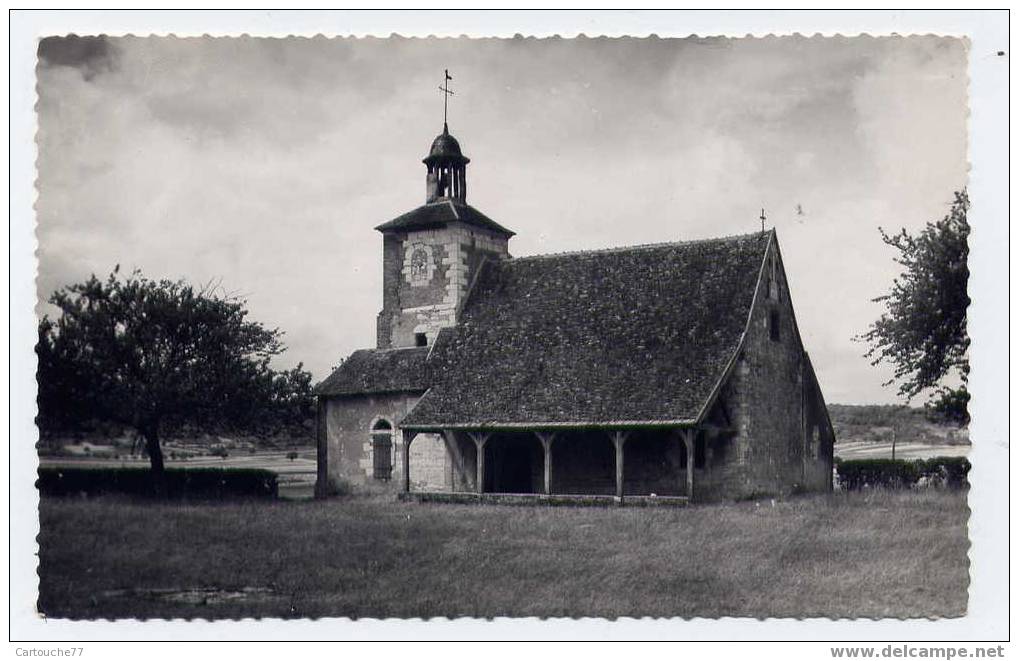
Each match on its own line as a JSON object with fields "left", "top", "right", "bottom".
{"left": 398, "top": 491, "right": 690, "bottom": 507}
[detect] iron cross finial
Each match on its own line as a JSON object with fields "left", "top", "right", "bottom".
{"left": 760, "top": 208, "right": 767, "bottom": 232}
{"left": 439, "top": 69, "right": 454, "bottom": 128}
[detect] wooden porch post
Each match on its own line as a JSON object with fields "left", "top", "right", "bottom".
{"left": 611, "top": 431, "right": 630, "bottom": 501}
{"left": 440, "top": 429, "right": 459, "bottom": 492}
{"left": 535, "top": 432, "right": 556, "bottom": 495}
{"left": 468, "top": 432, "right": 491, "bottom": 494}
{"left": 402, "top": 430, "right": 418, "bottom": 494}
{"left": 681, "top": 428, "right": 695, "bottom": 500}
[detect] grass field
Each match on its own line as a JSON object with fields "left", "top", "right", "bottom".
{"left": 37, "top": 489, "right": 969, "bottom": 620}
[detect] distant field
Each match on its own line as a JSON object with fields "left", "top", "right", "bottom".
{"left": 37, "top": 489, "right": 969, "bottom": 620}
{"left": 829, "top": 403, "right": 969, "bottom": 443}
{"left": 835, "top": 440, "right": 970, "bottom": 460}
{"left": 38, "top": 450, "right": 316, "bottom": 472}
{"left": 827, "top": 403, "right": 969, "bottom": 460}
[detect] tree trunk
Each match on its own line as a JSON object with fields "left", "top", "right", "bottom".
{"left": 143, "top": 424, "right": 167, "bottom": 498}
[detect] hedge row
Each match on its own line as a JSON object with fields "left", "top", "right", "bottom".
{"left": 37, "top": 467, "right": 278, "bottom": 499}
{"left": 835, "top": 457, "right": 970, "bottom": 491}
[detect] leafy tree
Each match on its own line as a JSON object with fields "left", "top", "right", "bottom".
{"left": 259, "top": 363, "right": 315, "bottom": 437}
{"left": 860, "top": 191, "right": 970, "bottom": 422}
{"left": 37, "top": 267, "right": 314, "bottom": 494}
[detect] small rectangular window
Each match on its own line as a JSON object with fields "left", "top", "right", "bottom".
{"left": 415, "top": 332, "right": 428, "bottom": 347}
{"left": 769, "top": 310, "right": 781, "bottom": 342}
{"left": 694, "top": 435, "right": 706, "bottom": 469}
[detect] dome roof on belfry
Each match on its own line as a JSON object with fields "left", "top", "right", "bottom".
{"left": 423, "top": 123, "right": 470, "bottom": 165}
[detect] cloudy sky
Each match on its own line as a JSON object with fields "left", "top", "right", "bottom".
{"left": 35, "top": 35, "right": 968, "bottom": 404}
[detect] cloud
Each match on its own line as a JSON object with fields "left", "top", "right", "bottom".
{"left": 34, "top": 35, "right": 969, "bottom": 404}
{"left": 38, "top": 35, "right": 117, "bottom": 79}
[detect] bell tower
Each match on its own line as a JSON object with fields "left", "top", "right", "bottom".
{"left": 425, "top": 73, "right": 467, "bottom": 203}
{"left": 373, "top": 72, "right": 514, "bottom": 350}
{"left": 424, "top": 123, "right": 469, "bottom": 203}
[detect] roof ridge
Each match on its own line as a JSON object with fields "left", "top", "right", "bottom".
{"left": 355, "top": 346, "right": 430, "bottom": 354}
{"left": 375, "top": 200, "right": 516, "bottom": 237}
{"left": 692, "top": 230, "right": 774, "bottom": 424}
{"left": 507, "top": 230, "right": 770, "bottom": 263}
{"left": 414, "top": 199, "right": 468, "bottom": 209}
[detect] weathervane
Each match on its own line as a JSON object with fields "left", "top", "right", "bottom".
{"left": 438, "top": 69, "right": 454, "bottom": 128}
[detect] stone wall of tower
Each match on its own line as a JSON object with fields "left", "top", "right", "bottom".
{"left": 376, "top": 221, "right": 510, "bottom": 349}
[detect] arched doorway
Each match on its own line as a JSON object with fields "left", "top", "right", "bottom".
{"left": 484, "top": 432, "right": 543, "bottom": 494}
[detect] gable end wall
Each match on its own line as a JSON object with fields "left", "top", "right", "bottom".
{"left": 696, "top": 235, "right": 834, "bottom": 501}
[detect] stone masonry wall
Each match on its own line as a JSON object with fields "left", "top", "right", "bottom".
{"left": 376, "top": 235, "right": 403, "bottom": 349}
{"left": 377, "top": 222, "right": 509, "bottom": 349}
{"left": 321, "top": 392, "right": 449, "bottom": 492}
{"left": 802, "top": 366, "right": 836, "bottom": 490}
{"left": 693, "top": 237, "right": 833, "bottom": 501}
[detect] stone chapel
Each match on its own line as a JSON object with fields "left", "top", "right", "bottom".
{"left": 313, "top": 119, "right": 835, "bottom": 504}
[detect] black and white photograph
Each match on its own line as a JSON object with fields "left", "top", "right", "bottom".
{"left": 8, "top": 8, "right": 1010, "bottom": 647}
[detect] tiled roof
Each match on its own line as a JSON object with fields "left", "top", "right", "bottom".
{"left": 374, "top": 200, "right": 515, "bottom": 237}
{"left": 401, "top": 232, "right": 772, "bottom": 428}
{"left": 313, "top": 347, "right": 430, "bottom": 397}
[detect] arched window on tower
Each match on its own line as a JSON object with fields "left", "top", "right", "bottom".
{"left": 370, "top": 419, "right": 394, "bottom": 481}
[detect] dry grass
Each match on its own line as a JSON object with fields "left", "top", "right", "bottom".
{"left": 37, "top": 489, "right": 969, "bottom": 620}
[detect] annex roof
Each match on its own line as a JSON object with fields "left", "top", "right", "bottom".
{"left": 401, "top": 231, "right": 772, "bottom": 429}
{"left": 313, "top": 347, "right": 431, "bottom": 397}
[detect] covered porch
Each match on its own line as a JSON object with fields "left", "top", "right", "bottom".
{"left": 400, "top": 426, "right": 717, "bottom": 504}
